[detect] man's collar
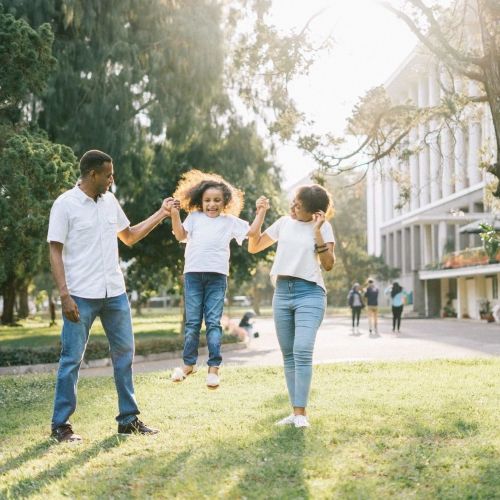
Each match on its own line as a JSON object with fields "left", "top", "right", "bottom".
{"left": 73, "top": 184, "right": 102, "bottom": 203}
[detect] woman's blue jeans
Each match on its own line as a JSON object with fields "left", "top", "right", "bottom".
{"left": 183, "top": 272, "right": 227, "bottom": 367}
{"left": 51, "top": 293, "right": 139, "bottom": 429}
{"left": 273, "top": 277, "right": 326, "bottom": 408}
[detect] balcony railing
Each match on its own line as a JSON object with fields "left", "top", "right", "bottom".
{"left": 424, "top": 247, "right": 500, "bottom": 271}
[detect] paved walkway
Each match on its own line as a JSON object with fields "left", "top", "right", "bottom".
{"left": 81, "top": 315, "right": 500, "bottom": 378}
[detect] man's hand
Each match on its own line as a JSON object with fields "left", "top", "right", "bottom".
{"left": 169, "top": 198, "right": 181, "bottom": 216}
{"left": 256, "top": 196, "right": 270, "bottom": 212}
{"left": 161, "top": 197, "right": 175, "bottom": 218}
{"left": 61, "top": 295, "right": 80, "bottom": 323}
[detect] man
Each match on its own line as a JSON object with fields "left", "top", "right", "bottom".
{"left": 364, "top": 278, "right": 379, "bottom": 336}
{"left": 48, "top": 149, "right": 171, "bottom": 442}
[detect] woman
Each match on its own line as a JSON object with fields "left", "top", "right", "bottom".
{"left": 385, "top": 282, "right": 406, "bottom": 333}
{"left": 248, "top": 184, "right": 335, "bottom": 428}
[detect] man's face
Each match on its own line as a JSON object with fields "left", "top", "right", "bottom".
{"left": 92, "top": 161, "right": 114, "bottom": 195}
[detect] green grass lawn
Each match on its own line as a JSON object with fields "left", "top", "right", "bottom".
{"left": 1, "top": 359, "right": 499, "bottom": 498}
{"left": 0, "top": 311, "right": 183, "bottom": 349}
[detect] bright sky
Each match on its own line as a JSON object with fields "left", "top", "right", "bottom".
{"left": 269, "top": 0, "right": 418, "bottom": 187}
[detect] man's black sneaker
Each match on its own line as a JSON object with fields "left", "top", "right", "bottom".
{"left": 51, "top": 424, "right": 82, "bottom": 443}
{"left": 118, "top": 418, "right": 159, "bottom": 435}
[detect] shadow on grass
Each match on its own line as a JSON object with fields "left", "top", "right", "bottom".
{"left": 0, "top": 439, "right": 56, "bottom": 476}
{"left": 59, "top": 395, "right": 309, "bottom": 498}
{"left": 2, "top": 434, "right": 127, "bottom": 498}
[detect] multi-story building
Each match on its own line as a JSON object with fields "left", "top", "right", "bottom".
{"left": 367, "top": 48, "right": 498, "bottom": 319}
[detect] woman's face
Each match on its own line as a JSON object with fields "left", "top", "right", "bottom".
{"left": 202, "top": 187, "right": 225, "bottom": 217}
{"left": 290, "top": 197, "right": 313, "bottom": 222}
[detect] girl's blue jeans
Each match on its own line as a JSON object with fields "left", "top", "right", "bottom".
{"left": 273, "top": 277, "right": 326, "bottom": 408}
{"left": 183, "top": 272, "right": 227, "bottom": 367}
{"left": 51, "top": 293, "right": 139, "bottom": 429}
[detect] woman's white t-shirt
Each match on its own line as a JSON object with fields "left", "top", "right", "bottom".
{"left": 265, "top": 216, "right": 335, "bottom": 291}
{"left": 182, "top": 211, "right": 250, "bottom": 275}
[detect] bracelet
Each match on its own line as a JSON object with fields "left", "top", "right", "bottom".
{"left": 314, "top": 243, "right": 327, "bottom": 250}
{"left": 317, "top": 247, "right": 329, "bottom": 254}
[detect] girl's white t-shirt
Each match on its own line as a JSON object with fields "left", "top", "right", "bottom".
{"left": 265, "top": 216, "right": 335, "bottom": 291}
{"left": 182, "top": 211, "right": 250, "bottom": 275}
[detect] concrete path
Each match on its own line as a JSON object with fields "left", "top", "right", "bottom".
{"left": 80, "top": 315, "right": 500, "bottom": 378}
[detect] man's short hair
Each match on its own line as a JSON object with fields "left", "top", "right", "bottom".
{"left": 79, "top": 150, "right": 112, "bottom": 177}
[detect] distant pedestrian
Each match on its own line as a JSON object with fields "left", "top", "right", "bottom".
{"left": 347, "top": 283, "right": 364, "bottom": 335}
{"left": 385, "top": 282, "right": 406, "bottom": 333}
{"left": 364, "top": 279, "right": 379, "bottom": 336}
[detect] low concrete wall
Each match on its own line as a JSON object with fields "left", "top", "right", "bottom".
{"left": 0, "top": 342, "right": 247, "bottom": 376}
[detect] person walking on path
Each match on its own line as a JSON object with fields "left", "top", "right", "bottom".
{"left": 385, "top": 282, "right": 406, "bottom": 333}
{"left": 347, "top": 283, "right": 364, "bottom": 335}
{"left": 248, "top": 184, "right": 336, "bottom": 428}
{"left": 364, "top": 279, "right": 380, "bottom": 336}
{"left": 48, "top": 149, "right": 171, "bottom": 443}
{"left": 168, "top": 169, "right": 268, "bottom": 389}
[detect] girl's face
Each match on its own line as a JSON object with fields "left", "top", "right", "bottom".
{"left": 202, "top": 187, "right": 225, "bottom": 217}
{"left": 290, "top": 197, "right": 313, "bottom": 222}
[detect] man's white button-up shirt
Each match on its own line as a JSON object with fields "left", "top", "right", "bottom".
{"left": 47, "top": 186, "right": 130, "bottom": 299}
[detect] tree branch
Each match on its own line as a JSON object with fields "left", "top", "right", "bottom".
{"left": 380, "top": 1, "right": 486, "bottom": 83}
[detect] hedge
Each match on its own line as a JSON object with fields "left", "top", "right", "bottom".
{"left": 0, "top": 334, "right": 238, "bottom": 367}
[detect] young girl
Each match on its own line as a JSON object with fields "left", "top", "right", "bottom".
{"left": 248, "top": 184, "right": 335, "bottom": 428}
{"left": 169, "top": 170, "right": 268, "bottom": 389}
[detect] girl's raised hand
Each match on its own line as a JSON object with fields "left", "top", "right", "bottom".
{"left": 256, "top": 196, "right": 270, "bottom": 212}
{"left": 312, "top": 210, "right": 326, "bottom": 230}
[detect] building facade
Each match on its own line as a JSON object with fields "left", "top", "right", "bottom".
{"left": 367, "top": 49, "right": 499, "bottom": 319}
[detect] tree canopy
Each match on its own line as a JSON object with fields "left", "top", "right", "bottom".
{"left": 298, "top": 0, "right": 500, "bottom": 201}
{"left": 0, "top": 6, "right": 77, "bottom": 324}
{"left": 2, "top": 0, "right": 317, "bottom": 313}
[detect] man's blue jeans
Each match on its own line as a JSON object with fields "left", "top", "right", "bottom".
{"left": 183, "top": 272, "right": 227, "bottom": 367}
{"left": 51, "top": 293, "right": 139, "bottom": 429}
{"left": 273, "top": 277, "right": 326, "bottom": 408}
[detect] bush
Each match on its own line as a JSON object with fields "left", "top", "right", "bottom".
{"left": 0, "top": 334, "right": 238, "bottom": 367}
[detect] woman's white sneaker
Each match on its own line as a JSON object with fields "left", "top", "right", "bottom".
{"left": 275, "top": 414, "right": 296, "bottom": 426}
{"left": 294, "top": 415, "right": 310, "bottom": 428}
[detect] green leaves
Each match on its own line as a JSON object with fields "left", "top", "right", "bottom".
{"left": 0, "top": 6, "right": 55, "bottom": 111}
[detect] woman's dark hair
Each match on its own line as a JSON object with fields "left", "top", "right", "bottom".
{"left": 186, "top": 180, "right": 232, "bottom": 211}
{"left": 79, "top": 150, "right": 112, "bottom": 177}
{"left": 296, "top": 184, "right": 335, "bottom": 218}
{"left": 391, "top": 282, "right": 402, "bottom": 298}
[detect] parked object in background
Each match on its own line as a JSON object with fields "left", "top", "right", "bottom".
{"left": 232, "top": 296, "right": 251, "bottom": 307}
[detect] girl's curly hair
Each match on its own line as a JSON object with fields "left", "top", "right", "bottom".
{"left": 173, "top": 169, "right": 244, "bottom": 216}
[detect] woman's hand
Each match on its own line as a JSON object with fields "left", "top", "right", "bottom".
{"left": 256, "top": 196, "right": 270, "bottom": 212}
{"left": 312, "top": 210, "right": 326, "bottom": 230}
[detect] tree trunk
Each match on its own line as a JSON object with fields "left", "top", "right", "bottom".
{"left": 251, "top": 283, "right": 261, "bottom": 315}
{"left": 18, "top": 282, "right": 29, "bottom": 319}
{"left": 1, "top": 276, "right": 17, "bottom": 325}
{"left": 331, "top": 219, "right": 354, "bottom": 290}
{"left": 49, "top": 295, "right": 56, "bottom": 326}
{"left": 478, "top": 0, "right": 500, "bottom": 195}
